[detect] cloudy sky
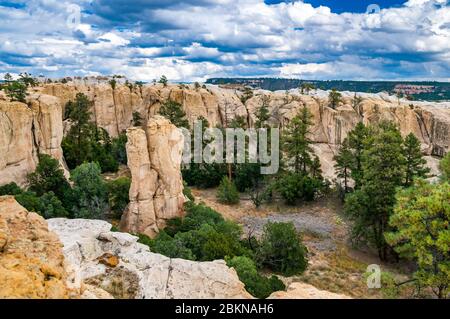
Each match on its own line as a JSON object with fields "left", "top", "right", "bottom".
{"left": 0, "top": 0, "right": 449, "bottom": 82}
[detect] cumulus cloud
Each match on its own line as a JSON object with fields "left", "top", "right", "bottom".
{"left": 0, "top": 0, "right": 449, "bottom": 81}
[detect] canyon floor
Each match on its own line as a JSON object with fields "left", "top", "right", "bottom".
{"left": 191, "top": 188, "right": 416, "bottom": 299}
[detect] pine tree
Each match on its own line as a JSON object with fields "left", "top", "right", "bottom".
{"left": 159, "top": 100, "right": 190, "bottom": 129}
{"left": 386, "top": 180, "right": 450, "bottom": 299}
{"left": 255, "top": 98, "right": 270, "bottom": 129}
{"left": 4, "top": 73, "right": 13, "bottom": 82}
{"left": 282, "top": 106, "right": 314, "bottom": 174}
{"left": 132, "top": 111, "right": 143, "bottom": 126}
{"left": 310, "top": 155, "right": 323, "bottom": 180}
{"left": 62, "top": 93, "right": 118, "bottom": 172}
{"left": 328, "top": 89, "right": 342, "bottom": 109}
{"left": 403, "top": 133, "right": 429, "bottom": 187}
{"left": 4, "top": 80, "right": 27, "bottom": 103}
{"left": 159, "top": 75, "right": 168, "bottom": 86}
{"left": 345, "top": 122, "right": 406, "bottom": 261}
{"left": 440, "top": 152, "right": 450, "bottom": 182}
{"left": 347, "top": 122, "right": 368, "bottom": 189}
{"left": 300, "top": 83, "right": 315, "bottom": 95}
{"left": 334, "top": 138, "right": 354, "bottom": 193}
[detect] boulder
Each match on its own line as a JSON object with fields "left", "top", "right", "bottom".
{"left": 48, "top": 218, "right": 252, "bottom": 299}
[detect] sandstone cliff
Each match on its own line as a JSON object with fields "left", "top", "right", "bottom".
{"left": 35, "top": 83, "right": 450, "bottom": 160}
{"left": 0, "top": 94, "right": 67, "bottom": 187}
{"left": 120, "top": 116, "right": 186, "bottom": 238}
{"left": 0, "top": 196, "right": 70, "bottom": 299}
{"left": 1, "top": 82, "right": 449, "bottom": 186}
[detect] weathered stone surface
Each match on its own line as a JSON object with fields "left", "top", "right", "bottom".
{"left": 120, "top": 116, "right": 185, "bottom": 237}
{"left": 30, "top": 83, "right": 450, "bottom": 162}
{"left": 268, "top": 282, "right": 351, "bottom": 299}
{"left": 0, "top": 94, "right": 67, "bottom": 186}
{"left": 48, "top": 218, "right": 252, "bottom": 299}
{"left": 2, "top": 83, "right": 449, "bottom": 188}
{"left": 0, "top": 196, "right": 70, "bottom": 299}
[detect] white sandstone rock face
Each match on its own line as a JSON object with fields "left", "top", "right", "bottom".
{"left": 120, "top": 116, "right": 186, "bottom": 237}
{"left": 47, "top": 218, "right": 252, "bottom": 299}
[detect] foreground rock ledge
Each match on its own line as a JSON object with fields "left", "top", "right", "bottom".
{"left": 268, "top": 282, "right": 351, "bottom": 299}
{"left": 0, "top": 196, "right": 70, "bottom": 299}
{"left": 47, "top": 218, "right": 252, "bottom": 299}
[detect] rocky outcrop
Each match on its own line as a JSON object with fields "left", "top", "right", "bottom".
{"left": 1, "top": 82, "right": 449, "bottom": 187}
{"left": 268, "top": 282, "right": 351, "bottom": 299}
{"left": 0, "top": 95, "right": 67, "bottom": 186}
{"left": 35, "top": 83, "right": 450, "bottom": 158}
{"left": 48, "top": 218, "right": 252, "bottom": 299}
{"left": 246, "top": 91, "right": 450, "bottom": 178}
{"left": 120, "top": 116, "right": 185, "bottom": 238}
{"left": 0, "top": 196, "right": 70, "bottom": 299}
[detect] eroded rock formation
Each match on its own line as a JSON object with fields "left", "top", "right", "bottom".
{"left": 48, "top": 218, "right": 252, "bottom": 299}
{"left": 0, "top": 94, "right": 67, "bottom": 186}
{"left": 120, "top": 116, "right": 185, "bottom": 238}
{"left": 1, "top": 82, "right": 449, "bottom": 186}
{"left": 0, "top": 196, "right": 70, "bottom": 299}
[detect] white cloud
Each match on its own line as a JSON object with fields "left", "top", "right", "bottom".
{"left": 0, "top": 0, "right": 449, "bottom": 81}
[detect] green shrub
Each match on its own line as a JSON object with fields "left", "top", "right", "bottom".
{"left": 70, "top": 162, "right": 108, "bottom": 219}
{"left": 179, "top": 202, "right": 226, "bottom": 232}
{"left": 37, "top": 192, "right": 69, "bottom": 219}
{"left": 107, "top": 177, "right": 131, "bottom": 218}
{"left": 4, "top": 80, "right": 27, "bottom": 102}
{"left": 27, "top": 154, "right": 71, "bottom": 199}
{"left": 257, "top": 222, "right": 308, "bottom": 276}
{"left": 276, "top": 173, "right": 323, "bottom": 205}
{"left": 159, "top": 100, "right": 189, "bottom": 129}
{"left": 132, "top": 111, "right": 143, "bottom": 126}
{"left": 226, "top": 256, "right": 285, "bottom": 299}
{"left": 217, "top": 177, "right": 240, "bottom": 204}
{"left": 149, "top": 203, "right": 249, "bottom": 261}
{"left": 182, "top": 163, "right": 227, "bottom": 188}
{"left": 183, "top": 182, "right": 195, "bottom": 201}
{"left": 234, "top": 163, "right": 262, "bottom": 192}
{"left": 14, "top": 191, "right": 68, "bottom": 219}
{"left": 0, "top": 182, "right": 23, "bottom": 196}
{"left": 143, "top": 231, "right": 195, "bottom": 260}
{"left": 111, "top": 133, "right": 128, "bottom": 165}
{"left": 15, "top": 191, "right": 43, "bottom": 214}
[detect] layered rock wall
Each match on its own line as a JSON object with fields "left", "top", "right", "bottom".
{"left": 0, "top": 94, "right": 66, "bottom": 186}
{"left": 1, "top": 83, "right": 449, "bottom": 186}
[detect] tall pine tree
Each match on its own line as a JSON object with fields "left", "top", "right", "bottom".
{"left": 282, "top": 106, "right": 314, "bottom": 174}
{"left": 403, "top": 133, "right": 429, "bottom": 187}
{"left": 345, "top": 122, "right": 406, "bottom": 261}
{"left": 334, "top": 138, "right": 354, "bottom": 193}
{"left": 347, "top": 122, "right": 368, "bottom": 189}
